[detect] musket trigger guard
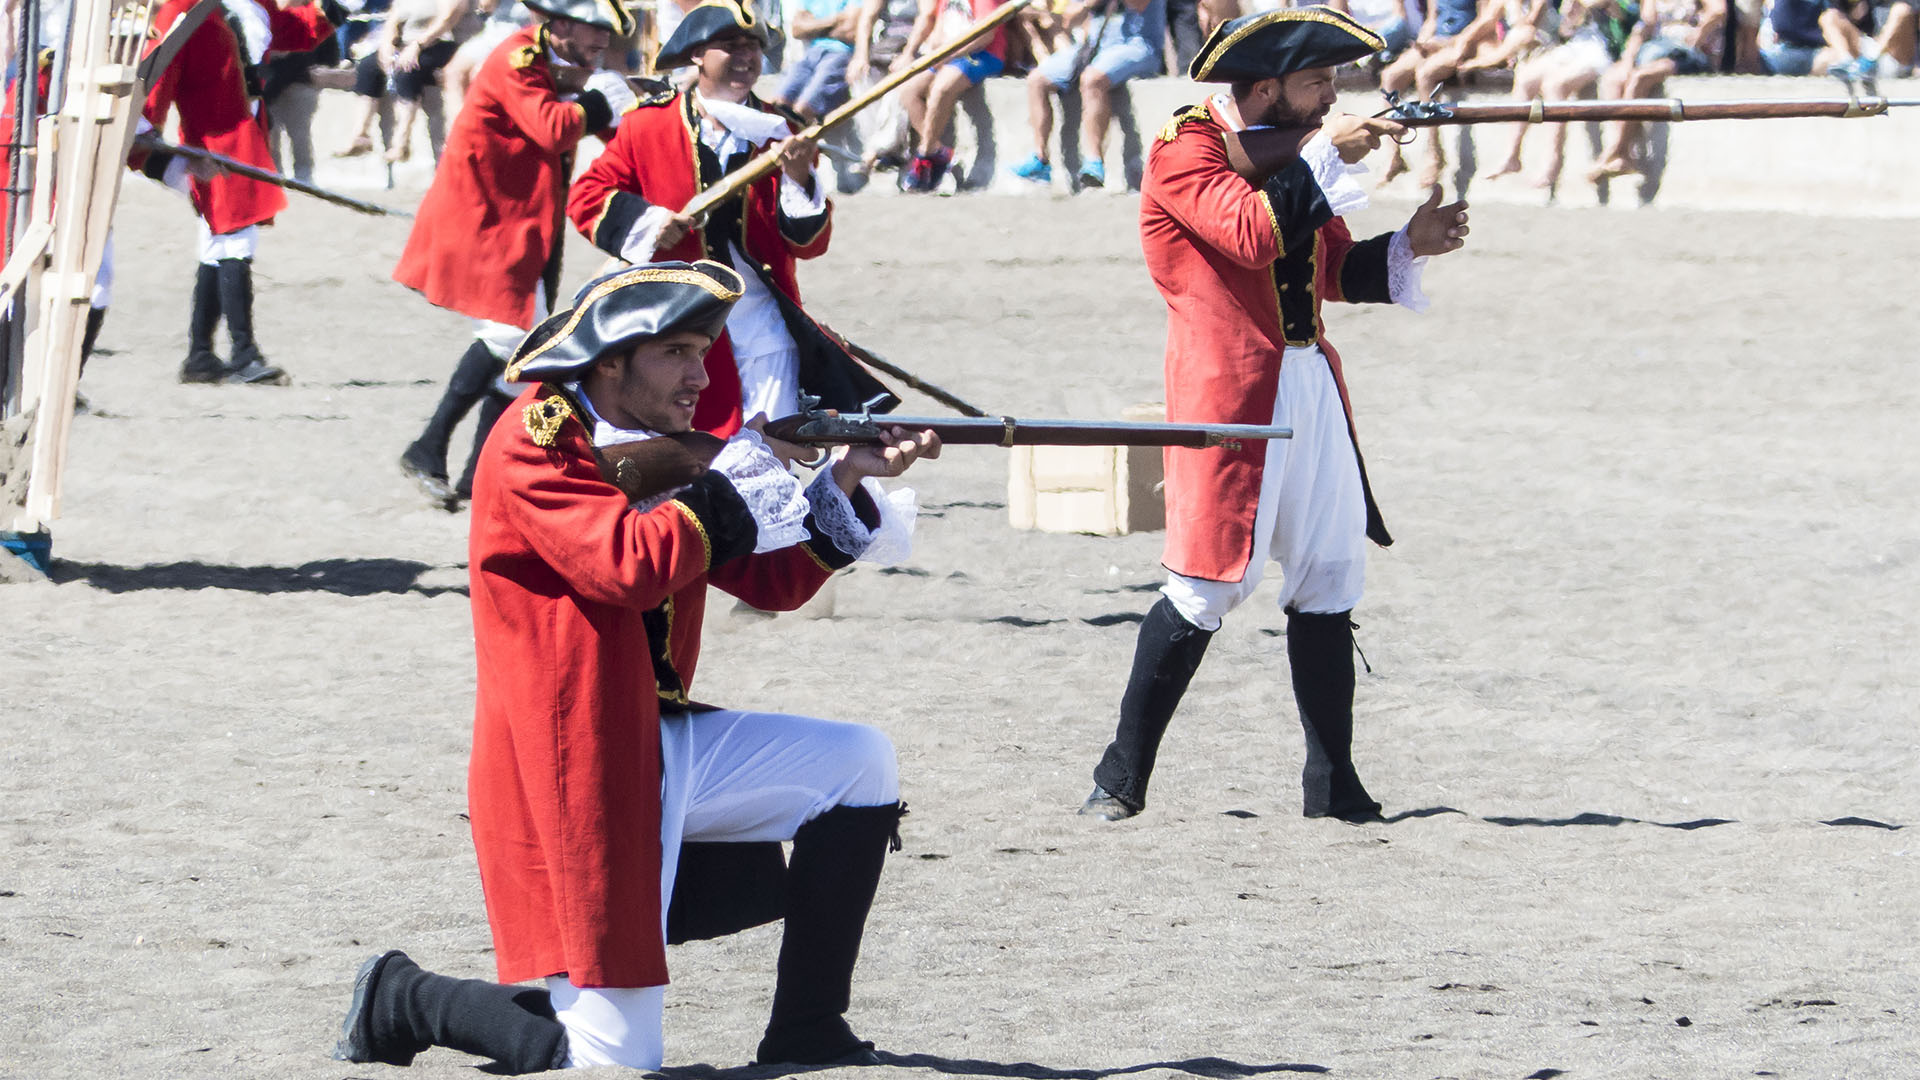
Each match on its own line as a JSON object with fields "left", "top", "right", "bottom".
{"left": 999, "top": 416, "right": 1017, "bottom": 447}
{"left": 1390, "top": 126, "right": 1417, "bottom": 145}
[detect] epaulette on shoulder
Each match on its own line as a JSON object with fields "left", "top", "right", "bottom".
{"left": 509, "top": 42, "right": 542, "bottom": 70}
{"left": 522, "top": 391, "right": 577, "bottom": 447}
{"left": 630, "top": 76, "right": 677, "bottom": 108}
{"left": 1158, "top": 103, "right": 1213, "bottom": 143}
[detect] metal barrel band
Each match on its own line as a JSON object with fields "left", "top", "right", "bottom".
{"left": 999, "top": 416, "right": 1017, "bottom": 447}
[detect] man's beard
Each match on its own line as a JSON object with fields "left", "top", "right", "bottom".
{"left": 1251, "top": 97, "right": 1329, "bottom": 130}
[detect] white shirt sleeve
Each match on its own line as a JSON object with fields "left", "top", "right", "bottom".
{"left": 620, "top": 205, "right": 676, "bottom": 264}
{"left": 778, "top": 170, "right": 828, "bottom": 218}
{"left": 1387, "top": 227, "right": 1431, "bottom": 313}
{"left": 1300, "top": 132, "right": 1370, "bottom": 218}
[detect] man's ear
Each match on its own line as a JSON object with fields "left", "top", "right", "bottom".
{"left": 591, "top": 351, "right": 627, "bottom": 382}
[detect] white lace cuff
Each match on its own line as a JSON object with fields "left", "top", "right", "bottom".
{"left": 779, "top": 170, "right": 827, "bottom": 218}
{"left": 1388, "top": 227, "right": 1431, "bottom": 313}
{"left": 805, "top": 470, "right": 917, "bottom": 565}
{"left": 711, "top": 431, "right": 811, "bottom": 553}
{"left": 161, "top": 155, "right": 194, "bottom": 197}
{"left": 1302, "top": 132, "right": 1370, "bottom": 218}
{"left": 620, "top": 205, "right": 674, "bottom": 264}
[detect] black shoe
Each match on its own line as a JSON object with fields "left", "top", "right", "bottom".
{"left": 179, "top": 349, "right": 226, "bottom": 384}
{"left": 223, "top": 348, "right": 290, "bottom": 386}
{"left": 401, "top": 449, "right": 459, "bottom": 509}
{"left": 335, "top": 950, "right": 424, "bottom": 1066}
{"left": 1078, "top": 785, "right": 1137, "bottom": 821}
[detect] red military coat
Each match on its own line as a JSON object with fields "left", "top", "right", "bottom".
{"left": 393, "top": 25, "right": 601, "bottom": 328}
{"left": 1140, "top": 98, "right": 1395, "bottom": 584}
{"left": 139, "top": 0, "right": 331, "bottom": 234}
{"left": 567, "top": 92, "right": 833, "bottom": 437}
{"left": 466, "top": 385, "right": 848, "bottom": 988}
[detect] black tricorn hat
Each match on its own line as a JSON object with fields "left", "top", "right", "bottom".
{"left": 1188, "top": 6, "right": 1384, "bottom": 82}
{"left": 655, "top": 0, "right": 770, "bottom": 68}
{"left": 522, "top": 0, "right": 637, "bottom": 37}
{"left": 505, "top": 261, "right": 744, "bottom": 383}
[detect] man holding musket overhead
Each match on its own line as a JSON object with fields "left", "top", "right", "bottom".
{"left": 392, "top": 0, "right": 640, "bottom": 505}
{"left": 567, "top": 0, "right": 897, "bottom": 439}
{"left": 1079, "top": 7, "right": 1470, "bottom": 823}
{"left": 335, "top": 260, "right": 938, "bottom": 1073}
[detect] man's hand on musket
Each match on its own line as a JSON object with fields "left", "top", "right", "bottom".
{"left": 834, "top": 426, "right": 941, "bottom": 493}
{"left": 1405, "top": 183, "right": 1470, "bottom": 256}
{"left": 775, "top": 134, "right": 821, "bottom": 184}
{"left": 551, "top": 64, "right": 591, "bottom": 95}
{"left": 655, "top": 211, "right": 698, "bottom": 253}
{"left": 184, "top": 155, "right": 228, "bottom": 181}
{"left": 745, "top": 413, "right": 820, "bottom": 468}
{"left": 1321, "top": 114, "right": 1406, "bottom": 163}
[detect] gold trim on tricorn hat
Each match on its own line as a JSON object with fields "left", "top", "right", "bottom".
{"left": 505, "top": 261, "right": 745, "bottom": 383}
{"left": 1189, "top": 6, "right": 1384, "bottom": 82}
{"left": 522, "top": 0, "right": 638, "bottom": 37}
{"left": 654, "top": 0, "right": 767, "bottom": 68}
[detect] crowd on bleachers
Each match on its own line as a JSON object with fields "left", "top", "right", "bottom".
{"left": 240, "top": 0, "right": 1920, "bottom": 198}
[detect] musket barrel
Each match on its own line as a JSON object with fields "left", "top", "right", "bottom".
{"left": 769, "top": 415, "right": 1292, "bottom": 447}
{"left": 1393, "top": 96, "right": 1913, "bottom": 126}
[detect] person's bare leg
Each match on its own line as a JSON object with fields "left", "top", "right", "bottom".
{"left": 338, "top": 94, "right": 381, "bottom": 155}
{"left": 1460, "top": 26, "right": 1534, "bottom": 72}
{"left": 1486, "top": 57, "right": 1546, "bottom": 178}
{"left": 1079, "top": 67, "right": 1113, "bottom": 165}
{"left": 1587, "top": 60, "right": 1632, "bottom": 180}
{"left": 1026, "top": 68, "right": 1055, "bottom": 161}
{"left": 1534, "top": 66, "right": 1596, "bottom": 188}
{"left": 1879, "top": 2, "right": 1916, "bottom": 67}
{"left": 1413, "top": 47, "right": 1460, "bottom": 188}
{"left": 387, "top": 97, "right": 420, "bottom": 163}
{"left": 902, "top": 69, "right": 936, "bottom": 150}
{"left": 918, "top": 66, "right": 970, "bottom": 151}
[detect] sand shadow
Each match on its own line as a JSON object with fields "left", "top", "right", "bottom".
{"left": 1479, "top": 812, "right": 1735, "bottom": 830}
{"left": 658, "top": 1054, "right": 1328, "bottom": 1080}
{"left": 52, "top": 557, "right": 467, "bottom": 597}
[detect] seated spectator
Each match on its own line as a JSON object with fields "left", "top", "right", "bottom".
{"left": 442, "top": 0, "right": 530, "bottom": 117}
{"left": 1009, "top": 0, "right": 1165, "bottom": 189}
{"left": 1483, "top": 0, "right": 1636, "bottom": 190}
{"left": 772, "top": 0, "right": 861, "bottom": 121}
{"left": 896, "top": 0, "right": 1011, "bottom": 191}
{"left": 839, "top": 0, "right": 923, "bottom": 184}
{"left": 336, "top": 0, "right": 470, "bottom": 162}
{"left": 263, "top": 30, "right": 339, "bottom": 185}
{"left": 1817, "top": 0, "right": 1916, "bottom": 76}
{"left": 1588, "top": 0, "right": 1719, "bottom": 180}
{"left": 1757, "top": 0, "right": 1840, "bottom": 71}
{"left": 1458, "top": 0, "right": 1565, "bottom": 74}
{"left": 1333, "top": 0, "right": 1425, "bottom": 63}
{"left": 1378, "top": 0, "right": 1490, "bottom": 185}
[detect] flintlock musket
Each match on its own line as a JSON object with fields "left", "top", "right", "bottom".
{"left": 132, "top": 133, "right": 414, "bottom": 217}
{"left": 591, "top": 396, "right": 1289, "bottom": 503}
{"left": 1372, "top": 91, "right": 1920, "bottom": 127}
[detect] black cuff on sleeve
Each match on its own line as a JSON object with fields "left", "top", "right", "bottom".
{"left": 141, "top": 150, "right": 174, "bottom": 183}
{"left": 1262, "top": 157, "right": 1334, "bottom": 255}
{"left": 672, "top": 470, "right": 758, "bottom": 567}
{"left": 778, "top": 191, "right": 829, "bottom": 247}
{"left": 592, "top": 190, "right": 653, "bottom": 256}
{"left": 577, "top": 89, "right": 614, "bottom": 134}
{"left": 1338, "top": 232, "right": 1396, "bottom": 305}
{"left": 799, "top": 484, "right": 881, "bottom": 570}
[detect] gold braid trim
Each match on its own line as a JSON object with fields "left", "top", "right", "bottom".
{"left": 523, "top": 394, "right": 576, "bottom": 446}
{"left": 1158, "top": 103, "right": 1212, "bottom": 142}
{"left": 503, "top": 267, "right": 744, "bottom": 381}
{"left": 510, "top": 41, "right": 541, "bottom": 70}
{"left": 799, "top": 541, "right": 835, "bottom": 573}
{"left": 654, "top": 595, "right": 690, "bottom": 704}
{"left": 1259, "top": 188, "right": 1285, "bottom": 258}
{"left": 667, "top": 498, "right": 713, "bottom": 570}
{"left": 1193, "top": 9, "right": 1386, "bottom": 80}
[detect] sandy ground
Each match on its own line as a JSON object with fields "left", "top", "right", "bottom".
{"left": 4, "top": 170, "right": 1918, "bottom": 1080}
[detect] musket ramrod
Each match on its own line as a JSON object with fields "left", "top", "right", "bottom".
{"left": 1374, "top": 94, "right": 1920, "bottom": 126}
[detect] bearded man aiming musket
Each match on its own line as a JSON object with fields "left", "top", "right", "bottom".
{"left": 1078, "top": 7, "right": 1471, "bottom": 824}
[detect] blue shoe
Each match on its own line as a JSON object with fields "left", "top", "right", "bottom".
{"left": 1010, "top": 153, "right": 1052, "bottom": 184}
{"left": 1076, "top": 159, "right": 1106, "bottom": 189}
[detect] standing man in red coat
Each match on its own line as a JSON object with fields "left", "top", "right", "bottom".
{"left": 393, "top": 0, "right": 638, "bottom": 505}
{"left": 566, "top": 0, "right": 896, "bottom": 438}
{"left": 1079, "top": 8, "right": 1471, "bottom": 823}
{"left": 337, "top": 261, "right": 937, "bottom": 1073}
{"left": 138, "top": 0, "right": 334, "bottom": 385}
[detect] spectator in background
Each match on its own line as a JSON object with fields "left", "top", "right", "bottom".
{"left": 1377, "top": 0, "right": 1481, "bottom": 183}
{"left": 1818, "top": 0, "right": 1916, "bottom": 76}
{"left": 1484, "top": 0, "right": 1636, "bottom": 189}
{"left": 262, "top": 28, "right": 339, "bottom": 184}
{"left": 1587, "top": 0, "right": 1719, "bottom": 180}
{"left": 1457, "top": 0, "right": 1564, "bottom": 74}
{"left": 443, "top": 0, "right": 530, "bottom": 116}
{"left": 1332, "top": 0, "right": 1421, "bottom": 60}
{"left": 772, "top": 0, "right": 860, "bottom": 120}
{"left": 1010, "top": 0, "right": 1165, "bottom": 189}
{"left": 896, "top": 0, "right": 1009, "bottom": 192}
{"left": 841, "top": 0, "right": 922, "bottom": 183}
{"left": 336, "top": 0, "right": 471, "bottom": 161}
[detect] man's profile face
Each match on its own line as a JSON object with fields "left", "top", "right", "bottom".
{"left": 1260, "top": 66, "right": 1338, "bottom": 128}
{"left": 548, "top": 17, "right": 612, "bottom": 67}
{"left": 590, "top": 331, "right": 715, "bottom": 433}
{"left": 693, "top": 31, "right": 764, "bottom": 95}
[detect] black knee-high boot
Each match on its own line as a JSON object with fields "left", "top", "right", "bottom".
{"left": 180, "top": 264, "right": 225, "bottom": 383}
{"left": 1286, "top": 608, "right": 1381, "bottom": 821}
{"left": 334, "top": 950, "right": 569, "bottom": 1074}
{"left": 756, "top": 802, "right": 906, "bottom": 1066}
{"left": 404, "top": 339, "right": 505, "bottom": 485}
{"left": 80, "top": 305, "right": 106, "bottom": 365}
{"left": 213, "top": 258, "right": 288, "bottom": 385}
{"left": 1088, "top": 596, "right": 1216, "bottom": 817}
{"left": 454, "top": 388, "right": 512, "bottom": 498}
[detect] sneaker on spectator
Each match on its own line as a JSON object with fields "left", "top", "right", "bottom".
{"left": 900, "top": 155, "right": 935, "bottom": 192}
{"left": 1010, "top": 153, "right": 1052, "bottom": 184}
{"left": 1077, "top": 159, "right": 1106, "bottom": 190}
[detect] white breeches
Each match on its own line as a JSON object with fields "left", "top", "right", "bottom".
{"left": 548, "top": 707, "right": 899, "bottom": 1070}
{"left": 475, "top": 289, "right": 550, "bottom": 362}
{"left": 736, "top": 346, "right": 801, "bottom": 422}
{"left": 1161, "top": 345, "right": 1368, "bottom": 631}
{"left": 91, "top": 232, "right": 113, "bottom": 308}
{"left": 195, "top": 221, "right": 258, "bottom": 264}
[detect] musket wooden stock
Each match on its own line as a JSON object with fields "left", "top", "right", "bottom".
{"left": 679, "top": 0, "right": 1037, "bottom": 224}
{"left": 1383, "top": 95, "right": 1920, "bottom": 127}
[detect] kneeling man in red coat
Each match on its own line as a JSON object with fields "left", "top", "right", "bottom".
{"left": 336, "top": 261, "right": 938, "bottom": 1073}
{"left": 1079, "top": 8, "right": 1471, "bottom": 824}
